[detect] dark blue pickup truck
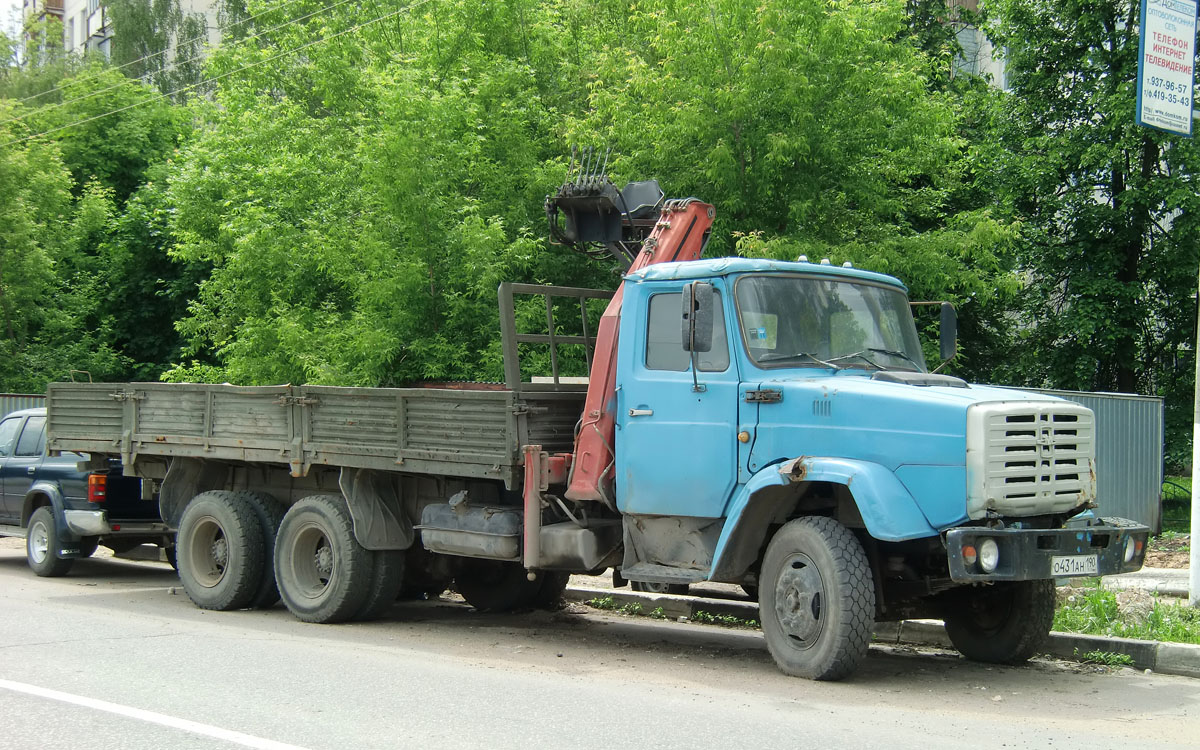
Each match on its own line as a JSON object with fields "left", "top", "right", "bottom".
{"left": 0, "top": 408, "right": 171, "bottom": 576}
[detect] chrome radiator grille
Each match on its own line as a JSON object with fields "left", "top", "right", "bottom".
{"left": 966, "top": 401, "right": 1096, "bottom": 518}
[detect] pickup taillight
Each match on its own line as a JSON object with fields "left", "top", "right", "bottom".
{"left": 88, "top": 474, "right": 107, "bottom": 503}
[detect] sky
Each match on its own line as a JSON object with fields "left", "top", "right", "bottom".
{"left": 4, "top": 0, "right": 22, "bottom": 44}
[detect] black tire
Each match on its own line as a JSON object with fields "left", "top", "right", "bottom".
{"left": 455, "top": 560, "right": 543, "bottom": 612}
{"left": 78, "top": 536, "right": 99, "bottom": 559}
{"left": 631, "top": 580, "right": 690, "bottom": 596}
{"left": 177, "top": 490, "right": 266, "bottom": 611}
{"left": 759, "top": 516, "right": 874, "bottom": 681}
{"left": 240, "top": 491, "right": 287, "bottom": 609}
{"left": 741, "top": 584, "right": 759, "bottom": 600}
{"left": 528, "top": 571, "right": 571, "bottom": 609}
{"left": 26, "top": 506, "right": 74, "bottom": 577}
{"left": 942, "top": 580, "right": 1055, "bottom": 665}
{"left": 164, "top": 544, "right": 178, "bottom": 571}
{"left": 275, "top": 494, "right": 374, "bottom": 623}
{"left": 355, "top": 549, "right": 406, "bottom": 621}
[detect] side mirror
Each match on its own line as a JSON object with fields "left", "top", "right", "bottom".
{"left": 939, "top": 302, "right": 957, "bottom": 362}
{"left": 682, "top": 282, "right": 715, "bottom": 353}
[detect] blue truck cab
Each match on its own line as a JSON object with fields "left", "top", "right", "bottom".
{"left": 0, "top": 408, "right": 170, "bottom": 576}
{"left": 611, "top": 258, "right": 1149, "bottom": 679}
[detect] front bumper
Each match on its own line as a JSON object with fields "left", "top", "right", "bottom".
{"left": 63, "top": 510, "right": 170, "bottom": 537}
{"left": 945, "top": 518, "right": 1149, "bottom": 582}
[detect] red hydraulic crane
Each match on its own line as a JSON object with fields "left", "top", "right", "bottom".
{"left": 544, "top": 151, "right": 713, "bottom": 507}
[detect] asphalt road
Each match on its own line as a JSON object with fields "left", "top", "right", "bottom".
{"left": 1, "top": 539, "right": 1197, "bottom": 750}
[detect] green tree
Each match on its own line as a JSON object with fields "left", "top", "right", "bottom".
{"left": 977, "top": 0, "right": 1200, "bottom": 466}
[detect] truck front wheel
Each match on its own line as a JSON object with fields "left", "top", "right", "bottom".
{"left": 275, "top": 494, "right": 374, "bottom": 623}
{"left": 759, "top": 516, "right": 874, "bottom": 681}
{"left": 177, "top": 491, "right": 265, "bottom": 610}
{"left": 942, "top": 580, "right": 1054, "bottom": 665}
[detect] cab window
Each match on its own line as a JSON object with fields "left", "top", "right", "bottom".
{"left": 15, "top": 416, "right": 46, "bottom": 457}
{"left": 0, "top": 417, "right": 22, "bottom": 457}
{"left": 645, "top": 292, "right": 730, "bottom": 372}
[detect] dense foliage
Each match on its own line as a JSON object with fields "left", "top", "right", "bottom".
{"left": 1, "top": 0, "right": 1198, "bottom": 465}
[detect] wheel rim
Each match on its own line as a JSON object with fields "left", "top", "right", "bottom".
{"left": 187, "top": 515, "right": 230, "bottom": 588}
{"left": 774, "top": 552, "right": 826, "bottom": 650}
{"left": 289, "top": 522, "right": 336, "bottom": 600}
{"left": 29, "top": 519, "right": 49, "bottom": 564}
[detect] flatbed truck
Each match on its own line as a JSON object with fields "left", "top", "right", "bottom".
{"left": 44, "top": 172, "right": 1148, "bottom": 679}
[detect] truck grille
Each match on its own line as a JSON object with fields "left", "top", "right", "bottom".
{"left": 966, "top": 401, "right": 1095, "bottom": 518}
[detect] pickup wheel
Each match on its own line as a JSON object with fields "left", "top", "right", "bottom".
{"left": 631, "top": 581, "right": 690, "bottom": 596}
{"left": 454, "top": 560, "right": 542, "bottom": 612}
{"left": 942, "top": 580, "right": 1055, "bottom": 664}
{"left": 759, "top": 516, "right": 874, "bottom": 681}
{"left": 275, "top": 494, "right": 374, "bottom": 624}
{"left": 177, "top": 491, "right": 266, "bottom": 611}
{"left": 26, "top": 506, "right": 74, "bottom": 577}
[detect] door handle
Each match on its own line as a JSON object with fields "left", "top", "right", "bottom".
{"left": 628, "top": 409, "right": 654, "bottom": 417}
{"left": 26, "top": 466, "right": 36, "bottom": 475}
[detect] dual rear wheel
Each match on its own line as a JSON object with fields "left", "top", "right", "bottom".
{"left": 176, "top": 491, "right": 405, "bottom": 623}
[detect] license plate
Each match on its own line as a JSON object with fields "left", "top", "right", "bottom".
{"left": 1052, "top": 554, "right": 1098, "bottom": 577}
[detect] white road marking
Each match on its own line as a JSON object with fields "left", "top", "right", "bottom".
{"left": 0, "top": 678, "right": 310, "bottom": 750}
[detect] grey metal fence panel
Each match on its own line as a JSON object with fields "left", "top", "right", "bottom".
{"left": 1019, "top": 389, "right": 1163, "bottom": 530}
{"left": 0, "top": 393, "right": 45, "bottom": 418}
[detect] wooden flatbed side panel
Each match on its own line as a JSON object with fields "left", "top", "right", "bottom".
{"left": 46, "top": 382, "right": 126, "bottom": 452}
{"left": 301, "top": 386, "right": 516, "bottom": 471}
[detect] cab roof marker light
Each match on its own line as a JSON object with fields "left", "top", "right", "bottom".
{"left": 842, "top": 261, "right": 853, "bottom": 268}
{"left": 820, "top": 258, "right": 831, "bottom": 265}
{"left": 797, "top": 255, "right": 809, "bottom": 262}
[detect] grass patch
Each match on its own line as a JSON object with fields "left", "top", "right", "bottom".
{"left": 1077, "top": 650, "right": 1135, "bottom": 667}
{"left": 585, "top": 596, "right": 644, "bottom": 616}
{"left": 1055, "top": 586, "right": 1200, "bottom": 644}
{"left": 691, "top": 610, "right": 760, "bottom": 629}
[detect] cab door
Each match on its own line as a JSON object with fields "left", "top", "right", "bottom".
{"left": 615, "top": 285, "right": 739, "bottom": 518}
{"left": 5, "top": 415, "right": 47, "bottom": 517}
{"left": 0, "top": 415, "right": 27, "bottom": 521}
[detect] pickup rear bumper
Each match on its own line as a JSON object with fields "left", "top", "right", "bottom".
{"left": 945, "top": 518, "right": 1149, "bottom": 582}
{"left": 63, "top": 510, "right": 170, "bottom": 538}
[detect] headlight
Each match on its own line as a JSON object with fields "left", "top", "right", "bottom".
{"left": 979, "top": 537, "right": 1000, "bottom": 573}
{"left": 1124, "top": 536, "right": 1137, "bottom": 563}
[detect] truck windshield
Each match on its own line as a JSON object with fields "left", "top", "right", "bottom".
{"left": 733, "top": 274, "right": 926, "bottom": 372}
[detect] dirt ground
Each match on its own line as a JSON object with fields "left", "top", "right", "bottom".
{"left": 1146, "top": 533, "right": 1190, "bottom": 568}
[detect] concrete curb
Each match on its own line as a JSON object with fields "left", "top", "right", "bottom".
{"left": 565, "top": 585, "right": 1200, "bottom": 679}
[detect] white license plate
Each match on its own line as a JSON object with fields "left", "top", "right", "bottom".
{"left": 1052, "top": 554, "right": 1098, "bottom": 577}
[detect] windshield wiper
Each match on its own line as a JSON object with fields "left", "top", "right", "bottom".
{"left": 755, "top": 351, "right": 840, "bottom": 368}
{"left": 862, "top": 347, "right": 923, "bottom": 371}
{"left": 825, "top": 351, "right": 885, "bottom": 370}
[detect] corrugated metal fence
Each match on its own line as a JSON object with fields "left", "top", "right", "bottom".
{"left": 0, "top": 393, "right": 45, "bottom": 419}
{"left": 1021, "top": 389, "right": 1163, "bottom": 531}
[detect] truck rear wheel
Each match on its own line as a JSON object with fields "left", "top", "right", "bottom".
{"left": 241, "top": 491, "right": 287, "bottom": 609}
{"left": 631, "top": 581, "right": 689, "bottom": 596}
{"left": 354, "top": 549, "right": 406, "bottom": 621}
{"left": 275, "top": 494, "right": 374, "bottom": 623}
{"left": 759, "top": 516, "right": 874, "bottom": 681}
{"left": 27, "top": 506, "right": 74, "bottom": 577}
{"left": 942, "top": 580, "right": 1054, "bottom": 664}
{"left": 454, "top": 560, "right": 543, "bottom": 612}
{"left": 177, "top": 491, "right": 266, "bottom": 610}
